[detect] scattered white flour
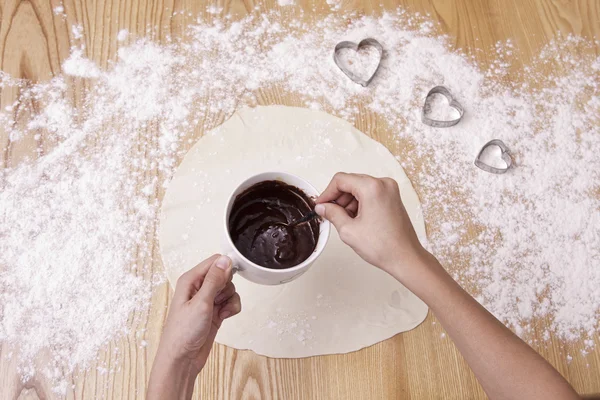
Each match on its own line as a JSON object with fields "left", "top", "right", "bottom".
{"left": 62, "top": 49, "right": 101, "bottom": 78}
{"left": 71, "top": 24, "right": 83, "bottom": 40}
{"left": 53, "top": 5, "right": 65, "bottom": 16}
{"left": 326, "top": 0, "right": 341, "bottom": 11}
{"left": 117, "top": 29, "right": 129, "bottom": 42}
{"left": 0, "top": 8, "right": 599, "bottom": 395}
{"left": 206, "top": 5, "right": 224, "bottom": 15}
{"left": 278, "top": 0, "right": 295, "bottom": 6}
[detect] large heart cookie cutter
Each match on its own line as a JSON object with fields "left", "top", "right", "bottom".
{"left": 333, "top": 38, "right": 383, "bottom": 87}
{"left": 421, "top": 86, "right": 464, "bottom": 128}
{"left": 474, "top": 139, "right": 513, "bottom": 174}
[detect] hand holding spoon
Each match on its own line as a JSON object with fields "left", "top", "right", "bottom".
{"left": 286, "top": 210, "right": 319, "bottom": 227}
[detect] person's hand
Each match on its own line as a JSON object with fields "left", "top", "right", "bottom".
{"left": 315, "top": 173, "right": 426, "bottom": 276}
{"left": 317, "top": 173, "right": 581, "bottom": 400}
{"left": 150, "top": 254, "right": 241, "bottom": 395}
{"left": 148, "top": 254, "right": 241, "bottom": 399}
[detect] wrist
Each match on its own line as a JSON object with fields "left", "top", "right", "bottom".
{"left": 148, "top": 349, "right": 200, "bottom": 400}
{"left": 387, "top": 249, "right": 465, "bottom": 311}
{"left": 384, "top": 247, "right": 443, "bottom": 289}
{"left": 157, "top": 345, "right": 203, "bottom": 377}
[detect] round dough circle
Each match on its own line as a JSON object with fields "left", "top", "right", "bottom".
{"left": 159, "top": 106, "right": 428, "bottom": 358}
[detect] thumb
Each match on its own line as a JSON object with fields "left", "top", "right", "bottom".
{"left": 193, "top": 255, "right": 232, "bottom": 306}
{"left": 315, "top": 203, "right": 352, "bottom": 230}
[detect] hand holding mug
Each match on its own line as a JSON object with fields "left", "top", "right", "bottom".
{"left": 149, "top": 255, "right": 241, "bottom": 384}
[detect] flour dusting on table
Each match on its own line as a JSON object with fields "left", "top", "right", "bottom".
{"left": 0, "top": 9, "right": 598, "bottom": 394}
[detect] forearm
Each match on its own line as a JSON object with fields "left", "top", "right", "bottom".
{"left": 147, "top": 352, "right": 199, "bottom": 400}
{"left": 390, "top": 251, "right": 579, "bottom": 400}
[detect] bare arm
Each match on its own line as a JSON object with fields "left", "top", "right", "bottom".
{"left": 147, "top": 255, "right": 241, "bottom": 400}
{"left": 395, "top": 252, "right": 578, "bottom": 400}
{"left": 316, "top": 172, "right": 579, "bottom": 400}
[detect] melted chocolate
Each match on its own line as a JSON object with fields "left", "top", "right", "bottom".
{"left": 228, "top": 180, "right": 319, "bottom": 269}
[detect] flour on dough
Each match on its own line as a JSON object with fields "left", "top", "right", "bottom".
{"left": 159, "top": 106, "right": 428, "bottom": 358}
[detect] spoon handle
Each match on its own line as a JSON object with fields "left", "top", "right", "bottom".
{"left": 290, "top": 210, "right": 319, "bottom": 227}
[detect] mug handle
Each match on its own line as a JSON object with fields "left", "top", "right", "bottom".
{"left": 228, "top": 255, "right": 242, "bottom": 274}
{"left": 222, "top": 241, "right": 243, "bottom": 274}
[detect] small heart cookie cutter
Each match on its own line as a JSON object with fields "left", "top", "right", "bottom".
{"left": 474, "top": 139, "right": 513, "bottom": 174}
{"left": 333, "top": 38, "right": 383, "bottom": 87}
{"left": 421, "top": 86, "right": 465, "bottom": 128}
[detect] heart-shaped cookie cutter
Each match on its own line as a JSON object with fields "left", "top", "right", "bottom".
{"left": 333, "top": 38, "right": 383, "bottom": 87}
{"left": 474, "top": 139, "right": 513, "bottom": 174}
{"left": 421, "top": 86, "right": 464, "bottom": 128}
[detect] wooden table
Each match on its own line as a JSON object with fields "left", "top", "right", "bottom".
{"left": 1, "top": 0, "right": 599, "bottom": 399}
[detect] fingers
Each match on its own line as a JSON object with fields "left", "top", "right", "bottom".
{"left": 346, "top": 199, "right": 359, "bottom": 217}
{"left": 173, "top": 254, "right": 220, "bottom": 305}
{"left": 335, "top": 192, "right": 355, "bottom": 208}
{"left": 218, "top": 293, "right": 242, "bottom": 320}
{"left": 315, "top": 202, "right": 353, "bottom": 230}
{"left": 317, "top": 172, "right": 368, "bottom": 203}
{"left": 191, "top": 255, "right": 232, "bottom": 308}
{"left": 215, "top": 282, "right": 236, "bottom": 305}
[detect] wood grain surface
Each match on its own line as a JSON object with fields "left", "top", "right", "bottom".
{"left": 1, "top": 0, "right": 599, "bottom": 399}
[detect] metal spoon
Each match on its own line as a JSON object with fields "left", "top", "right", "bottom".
{"left": 286, "top": 210, "right": 319, "bottom": 227}
{"left": 254, "top": 210, "right": 320, "bottom": 239}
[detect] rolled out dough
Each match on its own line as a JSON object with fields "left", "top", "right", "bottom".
{"left": 159, "top": 106, "right": 428, "bottom": 358}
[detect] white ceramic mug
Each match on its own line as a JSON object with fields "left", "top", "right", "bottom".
{"left": 223, "top": 172, "right": 330, "bottom": 285}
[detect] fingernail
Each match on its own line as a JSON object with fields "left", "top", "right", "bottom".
{"left": 220, "top": 311, "right": 231, "bottom": 319}
{"left": 215, "top": 255, "right": 231, "bottom": 270}
{"left": 315, "top": 204, "right": 325, "bottom": 216}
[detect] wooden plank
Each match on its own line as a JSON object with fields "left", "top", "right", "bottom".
{"left": 0, "top": 0, "right": 598, "bottom": 399}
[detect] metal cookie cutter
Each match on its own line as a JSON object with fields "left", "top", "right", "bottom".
{"left": 474, "top": 139, "right": 513, "bottom": 174}
{"left": 333, "top": 38, "right": 383, "bottom": 87}
{"left": 421, "top": 86, "right": 465, "bottom": 128}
